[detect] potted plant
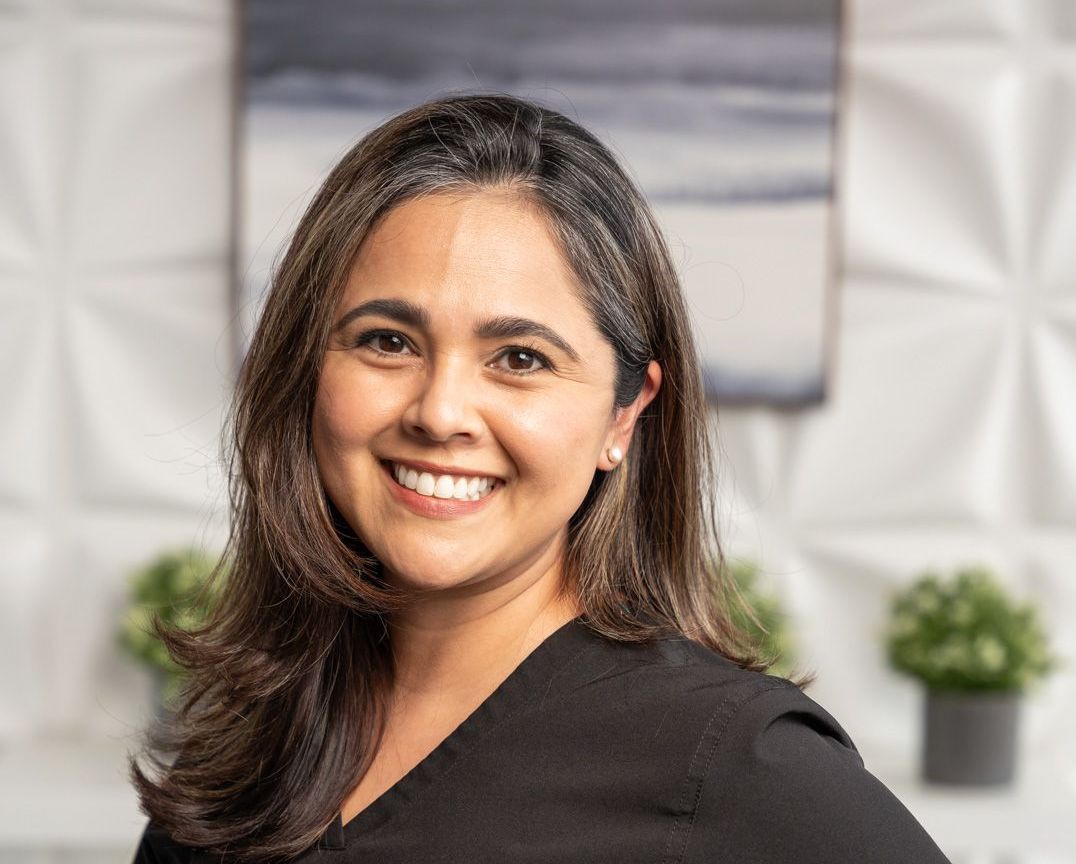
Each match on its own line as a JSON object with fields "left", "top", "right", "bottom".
{"left": 116, "top": 546, "right": 226, "bottom": 719}
{"left": 883, "top": 564, "right": 1060, "bottom": 786}
{"left": 717, "top": 556, "right": 799, "bottom": 681}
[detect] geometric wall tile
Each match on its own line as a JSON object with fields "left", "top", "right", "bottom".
{"left": 68, "top": 28, "right": 230, "bottom": 268}
{"left": 787, "top": 285, "right": 1015, "bottom": 526}
{"left": 0, "top": 0, "right": 236, "bottom": 749}
{"left": 843, "top": 50, "right": 1022, "bottom": 288}
{"left": 0, "top": 36, "right": 49, "bottom": 268}
{"left": 0, "top": 519, "right": 47, "bottom": 738}
{"left": 1034, "top": 72, "right": 1076, "bottom": 296}
{"left": 1024, "top": 539, "right": 1076, "bottom": 770}
{"left": 67, "top": 268, "right": 230, "bottom": 511}
{"left": 1026, "top": 315, "right": 1076, "bottom": 522}
{"left": 710, "top": 405, "right": 801, "bottom": 527}
{"left": 0, "top": 291, "right": 51, "bottom": 508}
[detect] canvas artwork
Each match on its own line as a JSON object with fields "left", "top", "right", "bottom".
{"left": 241, "top": 0, "right": 843, "bottom": 405}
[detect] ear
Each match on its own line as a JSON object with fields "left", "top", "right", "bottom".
{"left": 601, "top": 360, "right": 662, "bottom": 470}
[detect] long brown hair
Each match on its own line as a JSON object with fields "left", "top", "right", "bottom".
{"left": 128, "top": 91, "right": 815, "bottom": 863}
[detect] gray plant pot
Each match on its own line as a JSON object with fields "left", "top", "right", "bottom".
{"left": 922, "top": 687, "right": 1021, "bottom": 786}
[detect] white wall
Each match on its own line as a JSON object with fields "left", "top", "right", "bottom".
{"left": 724, "top": 0, "right": 1076, "bottom": 757}
{"left": 0, "top": 0, "right": 235, "bottom": 746}
{"left": 0, "top": 0, "right": 1073, "bottom": 861}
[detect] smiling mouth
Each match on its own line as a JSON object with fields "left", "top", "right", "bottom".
{"left": 378, "top": 459, "right": 501, "bottom": 502}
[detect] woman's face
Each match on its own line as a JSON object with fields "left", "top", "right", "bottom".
{"left": 312, "top": 189, "right": 656, "bottom": 596}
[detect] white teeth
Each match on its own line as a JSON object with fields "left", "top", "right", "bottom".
{"left": 394, "top": 464, "right": 422, "bottom": 491}
{"left": 433, "top": 475, "right": 455, "bottom": 498}
{"left": 417, "top": 472, "right": 436, "bottom": 496}
{"left": 390, "top": 462, "right": 498, "bottom": 501}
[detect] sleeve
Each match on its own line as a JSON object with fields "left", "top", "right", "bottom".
{"left": 677, "top": 679, "right": 953, "bottom": 864}
{"left": 130, "top": 820, "right": 193, "bottom": 864}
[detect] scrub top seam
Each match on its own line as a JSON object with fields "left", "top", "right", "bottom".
{"left": 660, "top": 677, "right": 793, "bottom": 864}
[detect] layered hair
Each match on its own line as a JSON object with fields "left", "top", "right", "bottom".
{"left": 128, "top": 92, "right": 815, "bottom": 863}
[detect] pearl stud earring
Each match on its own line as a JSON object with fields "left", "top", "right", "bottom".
{"left": 608, "top": 445, "right": 623, "bottom": 464}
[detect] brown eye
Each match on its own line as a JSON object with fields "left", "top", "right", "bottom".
{"left": 354, "top": 329, "right": 413, "bottom": 356}
{"left": 508, "top": 350, "right": 537, "bottom": 370}
{"left": 495, "top": 346, "right": 551, "bottom": 376}
{"left": 373, "top": 333, "right": 406, "bottom": 354}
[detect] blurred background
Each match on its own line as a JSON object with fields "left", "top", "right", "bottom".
{"left": 1, "top": 1, "right": 1075, "bottom": 862}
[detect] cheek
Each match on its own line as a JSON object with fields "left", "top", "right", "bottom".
{"left": 504, "top": 398, "right": 606, "bottom": 492}
{"left": 311, "top": 393, "right": 350, "bottom": 501}
{"left": 313, "top": 362, "right": 399, "bottom": 453}
{"left": 314, "top": 374, "right": 355, "bottom": 453}
{"left": 311, "top": 365, "right": 379, "bottom": 490}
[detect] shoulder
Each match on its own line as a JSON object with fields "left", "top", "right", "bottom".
{"left": 564, "top": 626, "right": 808, "bottom": 720}
{"left": 568, "top": 631, "right": 952, "bottom": 862}
{"left": 131, "top": 820, "right": 196, "bottom": 864}
{"left": 544, "top": 628, "right": 824, "bottom": 774}
{"left": 646, "top": 641, "right": 952, "bottom": 863}
{"left": 567, "top": 628, "right": 862, "bottom": 752}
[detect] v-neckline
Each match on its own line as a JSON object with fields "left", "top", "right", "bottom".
{"left": 322, "top": 612, "right": 593, "bottom": 849}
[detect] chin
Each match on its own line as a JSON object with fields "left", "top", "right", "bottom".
{"left": 381, "top": 558, "right": 484, "bottom": 592}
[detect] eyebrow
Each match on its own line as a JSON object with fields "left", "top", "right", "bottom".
{"left": 334, "top": 297, "right": 582, "bottom": 363}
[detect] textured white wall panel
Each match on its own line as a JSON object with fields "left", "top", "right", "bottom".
{"left": 0, "top": 523, "right": 47, "bottom": 739}
{"left": 1026, "top": 541, "right": 1076, "bottom": 753}
{"left": 67, "top": 35, "right": 231, "bottom": 266}
{"left": 69, "top": 268, "right": 231, "bottom": 510}
{"left": 845, "top": 52, "right": 1022, "bottom": 287}
{"left": 1029, "top": 317, "right": 1076, "bottom": 522}
{"left": 0, "top": 296, "right": 51, "bottom": 507}
{"left": 0, "top": 1, "right": 235, "bottom": 743}
{"left": 1033, "top": 75, "right": 1076, "bottom": 284}
{"left": 0, "top": 38, "right": 48, "bottom": 266}
{"left": 788, "top": 289, "right": 1013, "bottom": 525}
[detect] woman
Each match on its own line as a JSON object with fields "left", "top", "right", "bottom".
{"left": 130, "top": 93, "right": 951, "bottom": 863}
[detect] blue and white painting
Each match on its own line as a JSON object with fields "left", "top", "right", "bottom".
{"left": 242, "top": 0, "right": 843, "bottom": 405}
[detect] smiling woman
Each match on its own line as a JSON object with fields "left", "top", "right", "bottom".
{"left": 312, "top": 189, "right": 651, "bottom": 593}
{"left": 127, "top": 93, "right": 951, "bottom": 864}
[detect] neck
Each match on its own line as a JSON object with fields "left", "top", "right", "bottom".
{"left": 384, "top": 551, "right": 581, "bottom": 703}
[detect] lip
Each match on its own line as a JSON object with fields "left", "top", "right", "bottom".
{"left": 379, "top": 459, "right": 501, "bottom": 519}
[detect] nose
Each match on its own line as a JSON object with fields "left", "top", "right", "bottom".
{"left": 402, "top": 350, "right": 484, "bottom": 444}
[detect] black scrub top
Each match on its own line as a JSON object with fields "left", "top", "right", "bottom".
{"left": 132, "top": 614, "right": 952, "bottom": 863}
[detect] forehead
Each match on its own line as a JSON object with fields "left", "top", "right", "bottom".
{"left": 342, "top": 189, "right": 586, "bottom": 319}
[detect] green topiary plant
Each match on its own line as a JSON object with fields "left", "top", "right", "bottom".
{"left": 116, "top": 546, "right": 227, "bottom": 707}
{"left": 715, "top": 556, "right": 798, "bottom": 680}
{"left": 883, "top": 564, "right": 1061, "bottom": 693}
